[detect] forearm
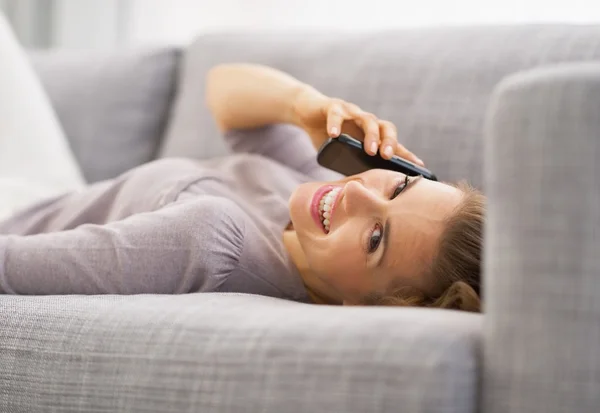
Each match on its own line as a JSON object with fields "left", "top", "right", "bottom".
{"left": 206, "top": 63, "right": 325, "bottom": 131}
{"left": 206, "top": 63, "right": 423, "bottom": 164}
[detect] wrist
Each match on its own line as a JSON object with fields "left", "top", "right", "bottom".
{"left": 289, "top": 84, "right": 328, "bottom": 127}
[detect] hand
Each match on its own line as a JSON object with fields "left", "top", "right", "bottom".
{"left": 294, "top": 88, "right": 424, "bottom": 166}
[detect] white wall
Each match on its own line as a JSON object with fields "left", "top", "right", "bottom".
{"left": 4, "top": 0, "right": 600, "bottom": 49}
{"left": 52, "top": 0, "right": 129, "bottom": 49}
{"left": 126, "top": 0, "right": 600, "bottom": 47}
{"left": 1, "top": 0, "right": 130, "bottom": 49}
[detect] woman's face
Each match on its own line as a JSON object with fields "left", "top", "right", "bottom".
{"left": 288, "top": 169, "right": 463, "bottom": 304}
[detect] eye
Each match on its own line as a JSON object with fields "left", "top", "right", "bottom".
{"left": 391, "top": 176, "right": 410, "bottom": 199}
{"left": 367, "top": 223, "right": 383, "bottom": 253}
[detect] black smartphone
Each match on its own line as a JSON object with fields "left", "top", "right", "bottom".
{"left": 317, "top": 134, "right": 438, "bottom": 181}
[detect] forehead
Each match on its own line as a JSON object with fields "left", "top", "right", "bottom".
{"left": 383, "top": 178, "right": 463, "bottom": 286}
{"left": 405, "top": 178, "right": 462, "bottom": 211}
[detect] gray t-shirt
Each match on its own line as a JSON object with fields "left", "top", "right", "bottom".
{"left": 0, "top": 124, "right": 341, "bottom": 300}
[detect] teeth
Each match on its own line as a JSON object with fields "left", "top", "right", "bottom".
{"left": 318, "top": 187, "right": 341, "bottom": 233}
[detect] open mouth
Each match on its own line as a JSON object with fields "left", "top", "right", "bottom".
{"left": 317, "top": 187, "right": 341, "bottom": 233}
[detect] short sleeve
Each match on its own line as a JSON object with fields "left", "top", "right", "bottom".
{"left": 223, "top": 123, "right": 337, "bottom": 180}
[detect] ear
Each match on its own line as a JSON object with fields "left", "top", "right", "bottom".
{"left": 434, "top": 281, "right": 481, "bottom": 312}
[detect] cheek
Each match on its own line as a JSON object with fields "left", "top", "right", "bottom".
{"left": 303, "top": 232, "right": 367, "bottom": 291}
{"left": 305, "top": 231, "right": 347, "bottom": 262}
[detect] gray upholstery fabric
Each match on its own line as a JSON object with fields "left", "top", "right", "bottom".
{"left": 8, "top": 27, "right": 600, "bottom": 412}
{"left": 482, "top": 63, "right": 600, "bottom": 413}
{"left": 0, "top": 293, "right": 482, "bottom": 413}
{"left": 161, "top": 26, "right": 600, "bottom": 189}
{"left": 29, "top": 48, "right": 179, "bottom": 183}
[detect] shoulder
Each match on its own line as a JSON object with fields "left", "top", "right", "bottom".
{"left": 165, "top": 196, "right": 247, "bottom": 244}
{"left": 151, "top": 196, "right": 252, "bottom": 293}
{"left": 162, "top": 196, "right": 247, "bottom": 266}
{"left": 163, "top": 196, "right": 308, "bottom": 301}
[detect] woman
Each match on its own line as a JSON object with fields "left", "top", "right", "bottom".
{"left": 0, "top": 17, "right": 484, "bottom": 310}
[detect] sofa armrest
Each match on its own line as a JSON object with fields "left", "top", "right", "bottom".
{"left": 1, "top": 293, "right": 481, "bottom": 413}
{"left": 483, "top": 63, "right": 600, "bottom": 413}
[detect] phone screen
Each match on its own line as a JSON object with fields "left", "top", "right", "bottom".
{"left": 318, "top": 141, "right": 370, "bottom": 176}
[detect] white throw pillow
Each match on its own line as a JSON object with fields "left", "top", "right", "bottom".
{"left": 0, "top": 12, "right": 84, "bottom": 220}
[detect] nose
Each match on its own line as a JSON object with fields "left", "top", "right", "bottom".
{"left": 342, "top": 180, "right": 385, "bottom": 217}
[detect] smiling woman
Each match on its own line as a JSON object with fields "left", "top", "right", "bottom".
{"left": 0, "top": 58, "right": 484, "bottom": 312}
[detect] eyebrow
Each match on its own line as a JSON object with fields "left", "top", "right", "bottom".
{"left": 376, "top": 176, "right": 423, "bottom": 269}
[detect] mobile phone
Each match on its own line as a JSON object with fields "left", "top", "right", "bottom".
{"left": 317, "top": 134, "right": 438, "bottom": 181}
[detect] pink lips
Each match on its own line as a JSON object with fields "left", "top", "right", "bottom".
{"left": 311, "top": 185, "right": 334, "bottom": 233}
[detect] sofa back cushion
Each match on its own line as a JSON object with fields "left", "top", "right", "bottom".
{"left": 30, "top": 48, "right": 179, "bottom": 183}
{"left": 161, "top": 26, "right": 600, "bottom": 188}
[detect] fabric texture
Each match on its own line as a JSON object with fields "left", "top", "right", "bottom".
{"left": 0, "top": 125, "right": 339, "bottom": 302}
{"left": 482, "top": 63, "right": 600, "bottom": 413}
{"left": 161, "top": 26, "right": 600, "bottom": 189}
{"left": 0, "top": 293, "right": 482, "bottom": 413}
{"left": 29, "top": 47, "right": 179, "bottom": 183}
{"left": 0, "top": 12, "right": 84, "bottom": 221}
{"left": 5, "top": 25, "right": 600, "bottom": 413}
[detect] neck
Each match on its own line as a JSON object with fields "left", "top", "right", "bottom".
{"left": 282, "top": 228, "right": 342, "bottom": 305}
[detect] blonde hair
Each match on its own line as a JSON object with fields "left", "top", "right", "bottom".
{"left": 362, "top": 181, "right": 485, "bottom": 312}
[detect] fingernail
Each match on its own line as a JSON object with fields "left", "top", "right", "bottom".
{"left": 369, "top": 142, "right": 377, "bottom": 154}
{"left": 330, "top": 127, "right": 338, "bottom": 136}
{"left": 417, "top": 158, "right": 425, "bottom": 165}
{"left": 383, "top": 146, "right": 393, "bottom": 158}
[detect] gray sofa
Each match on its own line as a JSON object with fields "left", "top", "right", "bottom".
{"left": 1, "top": 26, "right": 600, "bottom": 412}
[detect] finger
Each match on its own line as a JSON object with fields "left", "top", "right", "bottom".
{"left": 379, "top": 121, "right": 398, "bottom": 160}
{"left": 337, "top": 103, "right": 365, "bottom": 138}
{"left": 357, "top": 112, "right": 380, "bottom": 155}
{"left": 326, "top": 102, "right": 345, "bottom": 137}
{"left": 395, "top": 142, "right": 425, "bottom": 166}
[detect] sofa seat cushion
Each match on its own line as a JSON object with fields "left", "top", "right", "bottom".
{"left": 0, "top": 293, "right": 481, "bottom": 413}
